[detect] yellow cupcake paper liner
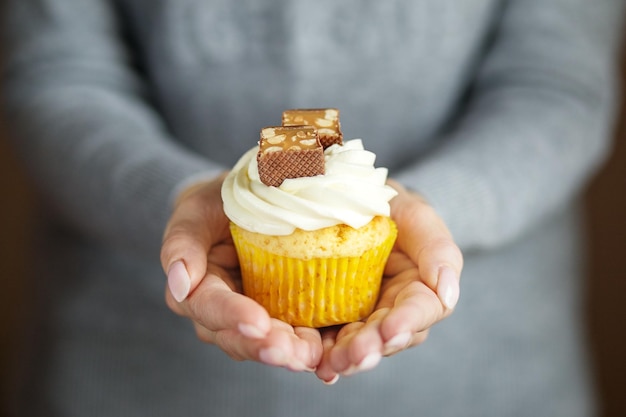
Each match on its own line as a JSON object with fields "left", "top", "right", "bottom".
{"left": 230, "top": 221, "right": 397, "bottom": 328}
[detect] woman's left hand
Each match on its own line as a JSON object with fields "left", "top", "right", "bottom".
{"left": 161, "top": 174, "right": 323, "bottom": 373}
{"left": 315, "top": 179, "right": 463, "bottom": 383}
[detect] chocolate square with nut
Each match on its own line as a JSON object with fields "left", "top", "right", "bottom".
{"left": 257, "top": 126, "right": 325, "bottom": 187}
{"left": 282, "top": 108, "right": 343, "bottom": 149}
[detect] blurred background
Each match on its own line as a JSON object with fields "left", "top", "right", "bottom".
{"left": 1, "top": 31, "right": 626, "bottom": 417}
{"left": 584, "top": 48, "right": 626, "bottom": 415}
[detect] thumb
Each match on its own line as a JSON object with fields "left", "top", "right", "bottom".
{"left": 387, "top": 179, "right": 463, "bottom": 309}
{"left": 160, "top": 173, "right": 229, "bottom": 302}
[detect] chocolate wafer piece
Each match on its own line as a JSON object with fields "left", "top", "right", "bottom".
{"left": 282, "top": 108, "right": 343, "bottom": 149}
{"left": 257, "top": 126, "right": 325, "bottom": 187}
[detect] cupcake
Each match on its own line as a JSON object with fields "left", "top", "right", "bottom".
{"left": 221, "top": 109, "right": 397, "bottom": 327}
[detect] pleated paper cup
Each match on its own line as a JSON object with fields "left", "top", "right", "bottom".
{"left": 230, "top": 219, "right": 397, "bottom": 328}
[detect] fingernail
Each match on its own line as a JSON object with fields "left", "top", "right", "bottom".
{"left": 259, "top": 348, "right": 314, "bottom": 372}
{"left": 322, "top": 374, "right": 340, "bottom": 385}
{"left": 259, "top": 347, "right": 287, "bottom": 366}
{"left": 343, "top": 352, "right": 382, "bottom": 376}
{"left": 167, "top": 260, "right": 191, "bottom": 302}
{"left": 438, "top": 266, "right": 460, "bottom": 309}
{"left": 287, "top": 360, "right": 316, "bottom": 373}
{"left": 383, "top": 332, "right": 411, "bottom": 355}
{"left": 358, "top": 352, "right": 382, "bottom": 371}
{"left": 238, "top": 323, "right": 267, "bottom": 339}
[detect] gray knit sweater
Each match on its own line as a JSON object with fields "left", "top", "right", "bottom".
{"left": 2, "top": 1, "right": 624, "bottom": 416}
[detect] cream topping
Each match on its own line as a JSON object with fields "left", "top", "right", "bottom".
{"left": 221, "top": 139, "right": 397, "bottom": 235}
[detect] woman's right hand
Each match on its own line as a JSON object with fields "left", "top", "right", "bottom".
{"left": 160, "top": 173, "right": 323, "bottom": 372}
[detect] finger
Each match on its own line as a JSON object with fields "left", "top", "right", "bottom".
{"left": 381, "top": 327, "right": 431, "bottom": 357}
{"left": 167, "top": 268, "right": 272, "bottom": 340}
{"left": 379, "top": 277, "right": 446, "bottom": 354}
{"left": 210, "top": 320, "right": 320, "bottom": 372}
{"left": 387, "top": 179, "right": 463, "bottom": 309}
{"left": 379, "top": 263, "right": 418, "bottom": 309}
{"left": 327, "top": 310, "right": 390, "bottom": 376}
{"left": 160, "top": 174, "right": 229, "bottom": 302}
{"left": 293, "top": 326, "right": 324, "bottom": 369}
{"left": 191, "top": 322, "right": 270, "bottom": 362}
{"left": 315, "top": 327, "right": 341, "bottom": 384}
{"left": 324, "top": 322, "right": 364, "bottom": 374}
{"left": 416, "top": 237, "right": 462, "bottom": 310}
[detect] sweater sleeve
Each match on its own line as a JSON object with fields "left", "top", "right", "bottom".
{"left": 0, "top": 0, "right": 222, "bottom": 256}
{"left": 395, "top": 0, "right": 625, "bottom": 251}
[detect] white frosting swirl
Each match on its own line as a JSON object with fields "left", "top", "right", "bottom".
{"left": 221, "top": 139, "right": 398, "bottom": 235}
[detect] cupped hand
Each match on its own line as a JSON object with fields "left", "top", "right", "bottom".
{"left": 315, "top": 179, "right": 463, "bottom": 383}
{"left": 160, "top": 173, "right": 323, "bottom": 372}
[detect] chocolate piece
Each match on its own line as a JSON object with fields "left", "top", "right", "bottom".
{"left": 257, "top": 126, "right": 325, "bottom": 187}
{"left": 282, "top": 108, "right": 343, "bottom": 149}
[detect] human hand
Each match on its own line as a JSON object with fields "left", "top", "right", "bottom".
{"left": 315, "top": 179, "right": 463, "bottom": 383}
{"left": 160, "top": 173, "right": 323, "bottom": 372}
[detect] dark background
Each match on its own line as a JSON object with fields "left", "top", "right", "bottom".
{"left": 1, "top": 37, "right": 626, "bottom": 417}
